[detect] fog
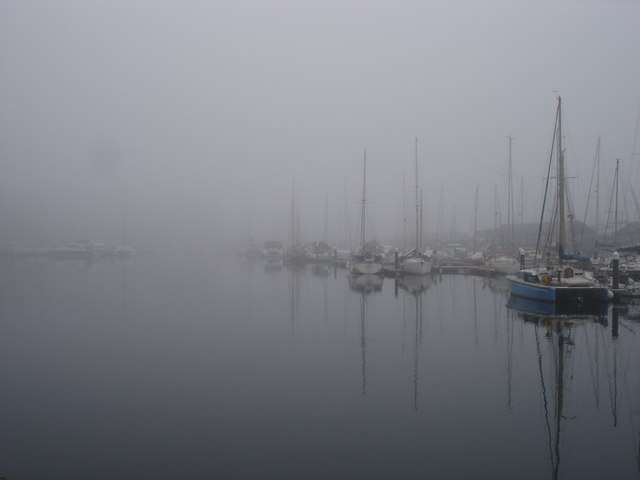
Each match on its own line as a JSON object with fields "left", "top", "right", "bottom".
{"left": 2, "top": 0, "right": 640, "bottom": 251}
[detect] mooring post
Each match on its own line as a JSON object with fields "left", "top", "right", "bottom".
{"left": 612, "top": 251, "right": 619, "bottom": 290}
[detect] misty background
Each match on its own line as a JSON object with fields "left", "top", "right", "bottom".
{"left": 2, "top": 0, "right": 640, "bottom": 251}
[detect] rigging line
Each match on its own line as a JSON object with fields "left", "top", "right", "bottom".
{"left": 597, "top": 326, "right": 617, "bottom": 425}
{"left": 536, "top": 323, "right": 556, "bottom": 477}
{"left": 554, "top": 323, "right": 568, "bottom": 480}
{"left": 565, "top": 180, "right": 580, "bottom": 253}
{"left": 618, "top": 166, "right": 633, "bottom": 223}
{"left": 581, "top": 138, "right": 600, "bottom": 246}
{"left": 419, "top": 290, "right": 424, "bottom": 344}
{"left": 506, "top": 301, "right": 514, "bottom": 413}
{"left": 535, "top": 103, "right": 560, "bottom": 267}
{"left": 625, "top": 104, "right": 640, "bottom": 207}
{"left": 414, "top": 292, "right": 420, "bottom": 411}
{"left": 543, "top": 192, "right": 559, "bottom": 259}
{"left": 582, "top": 326, "right": 601, "bottom": 410}
{"left": 602, "top": 162, "right": 619, "bottom": 246}
{"left": 401, "top": 284, "right": 407, "bottom": 356}
{"left": 360, "top": 292, "right": 367, "bottom": 396}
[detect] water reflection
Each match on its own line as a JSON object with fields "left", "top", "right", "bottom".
{"left": 507, "top": 296, "right": 640, "bottom": 479}
{"left": 508, "top": 295, "right": 610, "bottom": 318}
{"left": 287, "top": 262, "right": 304, "bottom": 337}
{"left": 4, "top": 254, "right": 640, "bottom": 479}
{"left": 349, "top": 275, "right": 383, "bottom": 396}
{"left": 263, "top": 256, "right": 283, "bottom": 272}
{"left": 397, "top": 276, "right": 433, "bottom": 410}
{"left": 349, "top": 273, "right": 383, "bottom": 294}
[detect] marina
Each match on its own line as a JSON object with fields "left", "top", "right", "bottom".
{"left": 4, "top": 1, "right": 640, "bottom": 478}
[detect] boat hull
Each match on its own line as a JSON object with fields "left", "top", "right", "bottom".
{"left": 487, "top": 256, "right": 520, "bottom": 274}
{"left": 352, "top": 261, "right": 383, "bottom": 275}
{"left": 507, "top": 294, "right": 609, "bottom": 317}
{"left": 506, "top": 276, "right": 611, "bottom": 304}
{"left": 401, "top": 258, "right": 432, "bottom": 275}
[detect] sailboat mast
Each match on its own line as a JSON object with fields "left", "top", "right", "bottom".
{"left": 508, "top": 136, "right": 514, "bottom": 252}
{"left": 595, "top": 137, "right": 601, "bottom": 238}
{"left": 519, "top": 177, "right": 524, "bottom": 247}
{"left": 615, "top": 158, "right": 619, "bottom": 245}
{"left": 420, "top": 187, "right": 424, "bottom": 250}
{"left": 415, "top": 137, "right": 420, "bottom": 251}
{"left": 121, "top": 184, "right": 128, "bottom": 246}
{"left": 557, "top": 96, "right": 565, "bottom": 260}
{"left": 323, "top": 194, "right": 328, "bottom": 243}
{"left": 403, "top": 171, "right": 407, "bottom": 251}
{"left": 361, "top": 150, "right": 367, "bottom": 254}
{"left": 290, "top": 179, "right": 296, "bottom": 247}
{"left": 473, "top": 185, "right": 479, "bottom": 254}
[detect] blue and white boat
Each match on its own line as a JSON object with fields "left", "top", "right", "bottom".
{"left": 506, "top": 291, "right": 610, "bottom": 317}
{"left": 506, "top": 97, "right": 612, "bottom": 305}
{"left": 507, "top": 265, "right": 611, "bottom": 304}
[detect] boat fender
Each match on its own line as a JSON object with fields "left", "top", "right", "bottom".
{"left": 564, "top": 267, "right": 574, "bottom": 278}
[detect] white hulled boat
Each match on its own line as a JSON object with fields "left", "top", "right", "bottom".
{"left": 400, "top": 138, "right": 432, "bottom": 275}
{"left": 351, "top": 151, "right": 383, "bottom": 276}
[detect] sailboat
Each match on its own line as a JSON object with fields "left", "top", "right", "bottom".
{"left": 506, "top": 97, "right": 612, "bottom": 304}
{"left": 351, "top": 151, "right": 383, "bottom": 276}
{"left": 487, "top": 137, "right": 520, "bottom": 274}
{"left": 400, "top": 138, "right": 433, "bottom": 275}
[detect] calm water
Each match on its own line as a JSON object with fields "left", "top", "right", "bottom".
{"left": 1, "top": 251, "right": 639, "bottom": 479}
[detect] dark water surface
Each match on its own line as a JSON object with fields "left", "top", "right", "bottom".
{"left": 1, "top": 251, "right": 639, "bottom": 479}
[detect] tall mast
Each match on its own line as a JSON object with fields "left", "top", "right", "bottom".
{"left": 473, "top": 185, "right": 479, "bottom": 254}
{"left": 403, "top": 171, "right": 407, "bottom": 251}
{"left": 121, "top": 184, "right": 128, "bottom": 246}
{"left": 436, "top": 182, "right": 443, "bottom": 246}
{"left": 323, "top": 194, "right": 328, "bottom": 242}
{"left": 557, "top": 96, "right": 565, "bottom": 260}
{"left": 420, "top": 186, "right": 424, "bottom": 250}
{"left": 519, "top": 177, "right": 524, "bottom": 247}
{"left": 494, "top": 184, "right": 499, "bottom": 245}
{"left": 290, "top": 178, "right": 296, "bottom": 247}
{"left": 595, "top": 137, "right": 601, "bottom": 238}
{"left": 361, "top": 150, "right": 367, "bottom": 254}
{"left": 614, "top": 158, "right": 619, "bottom": 245}
{"left": 507, "top": 135, "right": 514, "bottom": 252}
{"left": 415, "top": 137, "right": 420, "bottom": 251}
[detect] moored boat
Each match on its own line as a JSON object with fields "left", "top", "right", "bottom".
{"left": 351, "top": 151, "right": 383, "bottom": 276}
{"left": 399, "top": 138, "right": 432, "bottom": 276}
{"left": 263, "top": 240, "right": 284, "bottom": 258}
{"left": 506, "top": 97, "right": 612, "bottom": 304}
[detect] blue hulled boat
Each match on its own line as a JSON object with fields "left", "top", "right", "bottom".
{"left": 506, "top": 97, "right": 612, "bottom": 305}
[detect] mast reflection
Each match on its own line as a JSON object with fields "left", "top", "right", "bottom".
{"left": 349, "top": 274, "right": 383, "bottom": 396}
{"left": 508, "top": 296, "right": 607, "bottom": 479}
{"left": 287, "top": 263, "right": 305, "bottom": 338}
{"left": 397, "top": 275, "right": 433, "bottom": 410}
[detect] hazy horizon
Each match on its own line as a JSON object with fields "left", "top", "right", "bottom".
{"left": 2, "top": 0, "right": 640, "bottom": 250}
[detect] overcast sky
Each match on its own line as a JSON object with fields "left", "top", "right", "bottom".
{"left": 2, "top": 0, "right": 640, "bottom": 249}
